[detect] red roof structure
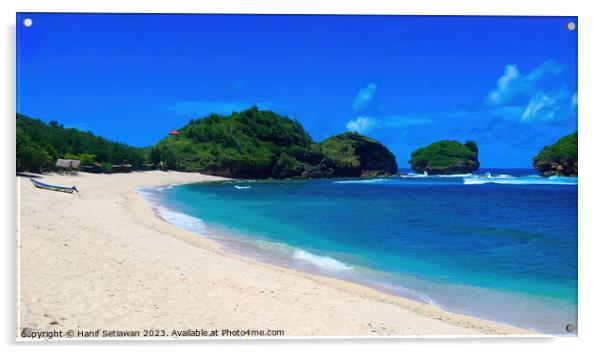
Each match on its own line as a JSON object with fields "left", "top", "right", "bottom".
{"left": 169, "top": 129, "right": 180, "bottom": 136}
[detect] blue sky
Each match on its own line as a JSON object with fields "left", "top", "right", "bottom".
{"left": 17, "top": 14, "right": 577, "bottom": 168}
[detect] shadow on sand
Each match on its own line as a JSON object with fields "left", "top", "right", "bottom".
{"left": 16, "top": 172, "right": 44, "bottom": 179}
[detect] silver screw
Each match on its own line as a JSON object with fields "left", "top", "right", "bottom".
{"left": 22, "top": 18, "right": 33, "bottom": 28}
{"left": 567, "top": 22, "right": 576, "bottom": 31}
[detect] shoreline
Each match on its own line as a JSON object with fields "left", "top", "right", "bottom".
{"left": 18, "top": 171, "right": 538, "bottom": 337}
{"left": 136, "top": 180, "right": 545, "bottom": 335}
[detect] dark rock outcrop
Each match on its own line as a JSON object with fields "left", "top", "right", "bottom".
{"left": 360, "top": 169, "right": 391, "bottom": 178}
{"left": 300, "top": 159, "right": 335, "bottom": 179}
{"left": 320, "top": 132, "right": 398, "bottom": 177}
{"left": 533, "top": 132, "right": 578, "bottom": 177}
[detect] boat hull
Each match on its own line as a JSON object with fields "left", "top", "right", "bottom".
{"left": 30, "top": 179, "right": 78, "bottom": 194}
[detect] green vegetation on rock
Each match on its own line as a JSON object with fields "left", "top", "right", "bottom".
{"left": 16, "top": 114, "right": 146, "bottom": 173}
{"left": 409, "top": 140, "right": 480, "bottom": 175}
{"left": 16, "top": 109, "right": 399, "bottom": 179}
{"left": 272, "top": 153, "right": 306, "bottom": 178}
{"left": 533, "top": 132, "right": 578, "bottom": 177}
{"left": 320, "top": 132, "right": 398, "bottom": 177}
{"left": 151, "top": 108, "right": 397, "bottom": 178}
{"left": 149, "top": 107, "right": 324, "bottom": 178}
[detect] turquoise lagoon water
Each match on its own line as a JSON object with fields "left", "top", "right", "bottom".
{"left": 140, "top": 169, "right": 577, "bottom": 335}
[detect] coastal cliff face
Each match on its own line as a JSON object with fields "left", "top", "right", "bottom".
{"left": 409, "top": 140, "right": 480, "bottom": 175}
{"left": 533, "top": 132, "right": 578, "bottom": 177}
{"left": 320, "top": 132, "right": 398, "bottom": 177}
{"left": 151, "top": 108, "right": 397, "bottom": 179}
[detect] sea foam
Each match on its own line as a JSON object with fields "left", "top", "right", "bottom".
{"left": 157, "top": 182, "right": 186, "bottom": 192}
{"left": 377, "top": 282, "right": 437, "bottom": 306}
{"left": 399, "top": 172, "right": 474, "bottom": 178}
{"left": 155, "top": 206, "right": 207, "bottom": 233}
{"left": 333, "top": 178, "right": 387, "bottom": 184}
{"left": 292, "top": 249, "right": 352, "bottom": 272}
{"left": 138, "top": 188, "right": 207, "bottom": 234}
{"left": 463, "top": 175, "right": 577, "bottom": 185}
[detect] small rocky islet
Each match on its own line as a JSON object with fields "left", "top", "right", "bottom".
{"left": 532, "top": 132, "right": 578, "bottom": 177}
{"left": 408, "top": 140, "right": 480, "bottom": 175}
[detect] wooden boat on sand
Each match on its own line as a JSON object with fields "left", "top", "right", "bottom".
{"left": 30, "top": 179, "right": 79, "bottom": 194}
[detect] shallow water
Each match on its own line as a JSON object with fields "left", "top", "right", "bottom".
{"left": 140, "top": 168, "right": 577, "bottom": 335}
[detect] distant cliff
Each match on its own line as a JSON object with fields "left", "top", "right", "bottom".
{"left": 320, "top": 132, "right": 398, "bottom": 177}
{"left": 533, "top": 132, "right": 578, "bottom": 177}
{"left": 150, "top": 108, "right": 398, "bottom": 179}
{"left": 409, "top": 140, "right": 480, "bottom": 175}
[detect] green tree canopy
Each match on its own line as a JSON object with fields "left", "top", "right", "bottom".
{"left": 151, "top": 107, "right": 323, "bottom": 178}
{"left": 533, "top": 132, "right": 578, "bottom": 176}
{"left": 16, "top": 114, "right": 146, "bottom": 173}
{"left": 409, "top": 140, "right": 480, "bottom": 175}
{"left": 320, "top": 132, "right": 398, "bottom": 177}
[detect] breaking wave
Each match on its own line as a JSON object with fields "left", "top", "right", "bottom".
{"left": 138, "top": 188, "right": 207, "bottom": 233}
{"left": 333, "top": 179, "right": 388, "bottom": 184}
{"left": 463, "top": 175, "right": 577, "bottom": 185}
{"left": 292, "top": 249, "right": 352, "bottom": 272}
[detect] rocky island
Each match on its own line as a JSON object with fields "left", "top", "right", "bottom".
{"left": 321, "top": 132, "right": 398, "bottom": 177}
{"left": 533, "top": 132, "right": 578, "bottom": 177}
{"left": 409, "top": 140, "right": 480, "bottom": 175}
{"left": 150, "top": 107, "right": 398, "bottom": 179}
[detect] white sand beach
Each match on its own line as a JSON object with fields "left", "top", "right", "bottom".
{"left": 17, "top": 171, "right": 536, "bottom": 338}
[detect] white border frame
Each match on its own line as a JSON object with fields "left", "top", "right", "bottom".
{"left": 3, "top": 0, "right": 601, "bottom": 353}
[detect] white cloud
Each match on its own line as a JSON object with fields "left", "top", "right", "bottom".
{"left": 521, "top": 90, "right": 568, "bottom": 122}
{"left": 346, "top": 115, "right": 432, "bottom": 134}
{"left": 487, "top": 64, "right": 520, "bottom": 105}
{"left": 346, "top": 116, "right": 376, "bottom": 134}
{"left": 348, "top": 82, "right": 433, "bottom": 135}
{"left": 525, "top": 60, "right": 563, "bottom": 81}
{"left": 486, "top": 60, "right": 563, "bottom": 106}
{"left": 572, "top": 92, "right": 578, "bottom": 108}
{"left": 352, "top": 83, "right": 378, "bottom": 113}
